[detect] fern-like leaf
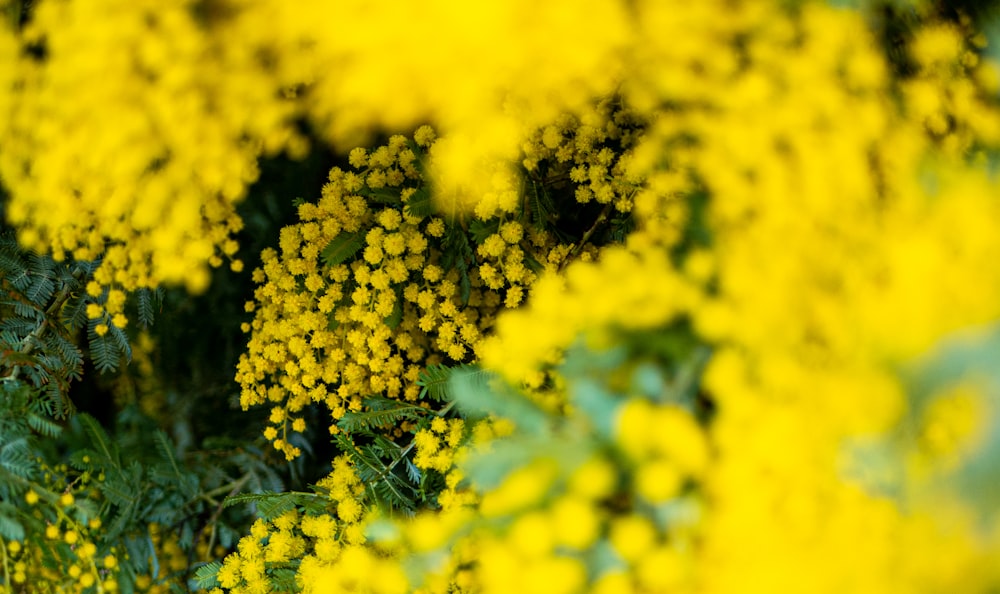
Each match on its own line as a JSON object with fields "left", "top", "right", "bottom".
{"left": 336, "top": 434, "right": 417, "bottom": 513}
{"left": 403, "top": 457, "right": 422, "bottom": 484}
{"left": 26, "top": 411, "right": 62, "bottom": 438}
{"left": 449, "top": 367, "right": 549, "bottom": 434}
{"left": 193, "top": 561, "right": 223, "bottom": 590}
{"left": 223, "top": 491, "right": 320, "bottom": 519}
{"left": 0, "top": 437, "right": 34, "bottom": 479}
{"left": 153, "top": 430, "right": 182, "bottom": 480}
{"left": 88, "top": 321, "right": 131, "bottom": 373}
{"left": 469, "top": 219, "right": 500, "bottom": 244}
{"left": 60, "top": 293, "right": 90, "bottom": 331}
{"left": 271, "top": 568, "right": 300, "bottom": 593}
{"left": 338, "top": 398, "right": 427, "bottom": 432}
{"left": 528, "top": 174, "right": 556, "bottom": 230}
{"left": 361, "top": 186, "right": 403, "bottom": 205}
{"left": 136, "top": 287, "right": 162, "bottom": 328}
{"left": 24, "top": 261, "right": 55, "bottom": 306}
{"left": 321, "top": 230, "right": 366, "bottom": 267}
{"left": 0, "top": 504, "right": 25, "bottom": 541}
{"left": 78, "top": 413, "right": 121, "bottom": 466}
{"left": 403, "top": 186, "right": 433, "bottom": 218}
{"left": 416, "top": 363, "right": 482, "bottom": 402}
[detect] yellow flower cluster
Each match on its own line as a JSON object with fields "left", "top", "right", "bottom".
{"left": 236, "top": 126, "right": 614, "bottom": 459}
{"left": 349, "top": 384, "right": 713, "bottom": 594}
{"left": 903, "top": 16, "right": 1000, "bottom": 152}
{"left": 474, "top": 4, "right": 1000, "bottom": 594}
{"left": 520, "top": 98, "right": 644, "bottom": 215}
{"left": 221, "top": 1, "right": 1000, "bottom": 590}
{"left": 0, "top": 0, "right": 635, "bottom": 297}
{"left": 84, "top": 286, "right": 131, "bottom": 336}
{"left": 210, "top": 0, "right": 631, "bottom": 202}
{"left": 8, "top": 0, "right": 1000, "bottom": 592}
{"left": 0, "top": 0, "right": 300, "bottom": 293}
{"left": 212, "top": 456, "right": 373, "bottom": 594}
{"left": 913, "top": 381, "right": 991, "bottom": 473}
{"left": 412, "top": 417, "right": 465, "bottom": 473}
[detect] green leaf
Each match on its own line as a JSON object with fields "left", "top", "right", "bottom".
{"left": 194, "top": 561, "right": 222, "bottom": 590}
{"left": 223, "top": 491, "right": 317, "bottom": 519}
{"left": 153, "top": 430, "right": 183, "bottom": 481}
{"left": 88, "top": 322, "right": 128, "bottom": 373}
{"left": 385, "top": 287, "right": 403, "bottom": 330}
{"left": 462, "top": 434, "right": 589, "bottom": 491}
{"left": 417, "top": 364, "right": 480, "bottom": 402}
{"left": 528, "top": 175, "right": 556, "bottom": 230}
{"left": 271, "top": 568, "right": 299, "bottom": 592}
{"left": 320, "top": 231, "right": 366, "bottom": 267}
{"left": 898, "top": 324, "right": 1000, "bottom": 523}
{"left": 585, "top": 539, "right": 627, "bottom": 581}
{"left": 361, "top": 186, "right": 403, "bottom": 204}
{"left": 338, "top": 399, "right": 428, "bottom": 432}
{"left": 0, "top": 505, "right": 25, "bottom": 541}
{"left": 136, "top": 288, "right": 163, "bottom": 328}
{"left": 78, "top": 413, "right": 120, "bottom": 466}
{"left": 336, "top": 434, "right": 417, "bottom": 514}
{"left": 404, "top": 187, "right": 433, "bottom": 218}
{"left": 469, "top": 219, "right": 500, "bottom": 244}
{"left": 449, "top": 368, "right": 549, "bottom": 435}
{"left": 405, "top": 138, "right": 428, "bottom": 177}
{"left": 26, "top": 411, "right": 62, "bottom": 438}
{"left": 440, "top": 225, "right": 474, "bottom": 305}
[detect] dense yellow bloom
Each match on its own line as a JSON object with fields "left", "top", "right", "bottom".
{"left": 236, "top": 125, "right": 609, "bottom": 459}
{"left": 0, "top": 0, "right": 295, "bottom": 293}
{"left": 7, "top": 0, "right": 1000, "bottom": 593}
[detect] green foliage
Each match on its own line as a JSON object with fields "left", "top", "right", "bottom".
{"left": 193, "top": 561, "right": 223, "bottom": 590}
{"left": 0, "top": 232, "right": 145, "bottom": 422}
{"left": 403, "top": 187, "right": 433, "bottom": 218}
{"left": 337, "top": 397, "right": 429, "bottom": 433}
{"left": 224, "top": 490, "right": 328, "bottom": 520}
{"left": 524, "top": 172, "right": 557, "bottom": 231}
{"left": 0, "top": 381, "right": 57, "bottom": 500}
{"left": 899, "top": 326, "right": 1000, "bottom": 521}
{"left": 335, "top": 431, "right": 421, "bottom": 515}
{"left": 320, "top": 230, "right": 366, "bottom": 267}
{"left": 1, "top": 234, "right": 85, "bottom": 416}
{"left": 416, "top": 363, "right": 481, "bottom": 402}
{"left": 450, "top": 367, "right": 549, "bottom": 435}
{"left": 135, "top": 287, "right": 164, "bottom": 329}
{"left": 0, "top": 230, "right": 294, "bottom": 589}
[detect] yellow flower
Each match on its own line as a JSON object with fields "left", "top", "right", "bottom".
{"left": 635, "top": 460, "right": 683, "bottom": 502}
{"left": 337, "top": 497, "right": 363, "bottom": 523}
{"left": 609, "top": 515, "right": 656, "bottom": 563}
{"left": 551, "top": 496, "right": 600, "bottom": 550}
{"left": 414, "top": 125, "right": 436, "bottom": 147}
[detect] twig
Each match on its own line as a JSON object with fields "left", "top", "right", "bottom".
{"left": 560, "top": 203, "right": 613, "bottom": 271}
